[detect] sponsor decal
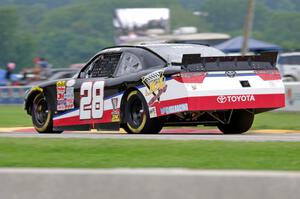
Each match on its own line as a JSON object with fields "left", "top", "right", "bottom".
{"left": 160, "top": 103, "right": 188, "bottom": 115}
{"left": 111, "top": 114, "right": 120, "bottom": 122}
{"left": 111, "top": 97, "right": 120, "bottom": 122}
{"left": 56, "top": 81, "right": 74, "bottom": 111}
{"left": 149, "top": 106, "right": 157, "bottom": 118}
{"left": 57, "top": 100, "right": 66, "bottom": 111}
{"left": 57, "top": 93, "right": 65, "bottom": 101}
{"left": 111, "top": 97, "right": 118, "bottom": 112}
{"left": 56, "top": 81, "right": 66, "bottom": 111}
{"left": 56, "top": 81, "right": 66, "bottom": 92}
{"left": 217, "top": 95, "right": 255, "bottom": 104}
{"left": 142, "top": 70, "right": 167, "bottom": 106}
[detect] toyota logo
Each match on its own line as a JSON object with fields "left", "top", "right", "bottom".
{"left": 217, "top": 95, "right": 227, "bottom": 103}
{"left": 225, "top": 71, "right": 236, "bottom": 78}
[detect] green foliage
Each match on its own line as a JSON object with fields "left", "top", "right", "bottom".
{"left": 202, "top": 0, "right": 247, "bottom": 32}
{"left": 0, "top": 0, "right": 300, "bottom": 69}
{"left": 0, "top": 7, "right": 19, "bottom": 66}
{"left": 0, "top": 7, "right": 36, "bottom": 70}
{"left": 260, "top": 0, "right": 295, "bottom": 11}
{"left": 202, "top": 0, "right": 300, "bottom": 50}
{"left": 257, "top": 11, "right": 300, "bottom": 50}
{"left": 169, "top": 4, "right": 210, "bottom": 31}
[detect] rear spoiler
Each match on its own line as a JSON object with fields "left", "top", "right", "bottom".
{"left": 181, "top": 52, "right": 278, "bottom": 71}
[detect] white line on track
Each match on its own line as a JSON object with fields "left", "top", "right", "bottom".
{"left": 1, "top": 132, "right": 300, "bottom": 142}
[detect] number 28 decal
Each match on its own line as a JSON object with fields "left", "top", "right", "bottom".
{"left": 80, "top": 81, "right": 104, "bottom": 120}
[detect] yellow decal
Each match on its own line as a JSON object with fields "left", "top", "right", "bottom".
{"left": 112, "top": 114, "right": 120, "bottom": 122}
{"left": 142, "top": 70, "right": 168, "bottom": 106}
{"left": 56, "top": 81, "right": 66, "bottom": 87}
{"left": 142, "top": 71, "right": 166, "bottom": 96}
{"left": 31, "top": 86, "right": 43, "bottom": 92}
{"left": 146, "top": 76, "right": 165, "bottom": 96}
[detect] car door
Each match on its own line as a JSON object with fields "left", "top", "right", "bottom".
{"left": 74, "top": 52, "right": 122, "bottom": 129}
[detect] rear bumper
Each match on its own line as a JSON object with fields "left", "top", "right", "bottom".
{"left": 152, "top": 93, "right": 285, "bottom": 117}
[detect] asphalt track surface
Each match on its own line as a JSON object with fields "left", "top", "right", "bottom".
{"left": 0, "top": 128, "right": 300, "bottom": 142}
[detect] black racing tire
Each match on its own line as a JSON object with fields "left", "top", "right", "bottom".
{"left": 123, "top": 90, "right": 163, "bottom": 134}
{"left": 31, "top": 93, "right": 63, "bottom": 134}
{"left": 217, "top": 110, "right": 254, "bottom": 134}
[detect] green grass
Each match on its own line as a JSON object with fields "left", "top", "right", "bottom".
{"left": 252, "top": 111, "right": 300, "bottom": 130}
{"left": 0, "top": 138, "right": 299, "bottom": 170}
{"left": 1, "top": 105, "right": 300, "bottom": 130}
{"left": 0, "top": 105, "right": 32, "bottom": 127}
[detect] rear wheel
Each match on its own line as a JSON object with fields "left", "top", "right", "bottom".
{"left": 31, "top": 93, "right": 62, "bottom": 134}
{"left": 217, "top": 110, "right": 254, "bottom": 134}
{"left": 123, "top": 90, "right": 163, "bottom": 134}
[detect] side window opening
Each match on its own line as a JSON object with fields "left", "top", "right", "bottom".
{"left": 116, "top": 52, "right": 142, "bottom": 76}
{"left": 88, "top": 52, "right": 122, "bottom": 78}
{"left": 141, "top": 49, "right": 166, "bottom": 69}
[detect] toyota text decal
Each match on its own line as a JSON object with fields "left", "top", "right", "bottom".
{"left": 217, "top": 95, "right": 255, "bottom": 103}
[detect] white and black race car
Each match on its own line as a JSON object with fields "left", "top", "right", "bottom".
{"left": 24, "top": 44, "right": 285, "bottom": 134}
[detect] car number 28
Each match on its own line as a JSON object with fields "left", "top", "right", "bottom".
{"left": 80, "top": 81, "right": 104, "bottom": 120}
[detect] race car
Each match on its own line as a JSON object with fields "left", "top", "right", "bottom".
{"left": 24, "top": 43, "right": 285, "bottom": 134}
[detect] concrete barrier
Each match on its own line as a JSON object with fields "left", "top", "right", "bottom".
{"left": 0, "top": 168, "right": 299, "bottom": 199}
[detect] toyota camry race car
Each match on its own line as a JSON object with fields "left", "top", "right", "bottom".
{"left": 24, "top": 44, "right": 285, "bottom": 134}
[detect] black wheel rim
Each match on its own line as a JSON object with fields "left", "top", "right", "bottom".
{"left": 33, "top": 97, "right": 49, "bottom": 126}
{"left": 129, "top": 98, "right": 143, "bottom": 128}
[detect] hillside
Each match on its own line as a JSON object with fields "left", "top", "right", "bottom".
{"left": 0, "top": 0, "right": 299, "bottom": 69}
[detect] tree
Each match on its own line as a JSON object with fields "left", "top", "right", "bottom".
{"left": 0, "top": 7, "right": 18, "bottom": 67}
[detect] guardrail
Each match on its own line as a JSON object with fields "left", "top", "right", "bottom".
{"left": 0, "top": 86, "right": 30, "bottom": 104}
{"left": 0, "top": 83, "right": 300, "bottom": 112}
{"left": 0, "top": 168, "right": 299, "bottom": 199}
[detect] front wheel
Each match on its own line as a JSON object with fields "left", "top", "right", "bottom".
{"left": 123, "top": 90, "right": 163, "bottom": 134}
{"left": 31, "top": 93, "right": 62, "bottom": 134}
{"left": 217, "top": 110, "right": 254, "bottom": 134}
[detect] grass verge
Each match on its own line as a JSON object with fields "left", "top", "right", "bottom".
{"left": 1, "top": 105, "right": 300, "bottom": 130}
{"left": 252, "top": 111, "right": 300, "bottom": 130}
{"left": 0, "top": 138, "right": 299, "bottom": 170}
{"left": 0, "top": 105, "right": 31, "bottom": 127}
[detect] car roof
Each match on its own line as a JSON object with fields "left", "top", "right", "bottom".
{"left": 100, "top": 43, "right": 225, "bottom": 63}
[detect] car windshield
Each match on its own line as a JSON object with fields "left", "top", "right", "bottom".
{"left": 145, "top": 44, "right": 225, "bottom": 63}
